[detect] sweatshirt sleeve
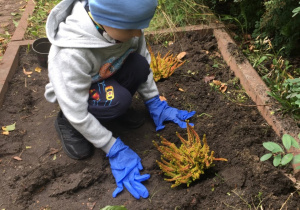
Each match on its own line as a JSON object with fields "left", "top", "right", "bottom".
{"left": 136, "top": 34, "right": 159, "bottom": 101}
{"left": 46, "top": 47, "right": 116, "bottom": 153}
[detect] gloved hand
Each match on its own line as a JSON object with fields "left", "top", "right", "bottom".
{"left": 107, "top": 137, "right": 150, "bottom": 199}
{"left": 145, "top": 95, "right": 196, "bottom": 131}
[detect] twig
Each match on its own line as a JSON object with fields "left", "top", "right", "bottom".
{"left": 197, "top": 113, "right": 212, "bottom": 118}
{"left": 18, "top": 149, "right": 24, "bottom": 158}
{"left": 252, "top": 193, "right": 272, "bottom": 210}
{"left": 160, "top": 10, "right": 178, "bottom": 43}
{"left": 222, "top": 202, "right": 238, "bottom": 209}
{"left": 148, "top": 185, "right": 168, "bottom": 203}
{"left": 232, "top": 189, "right": 251, "bottom": 209}
{"left": 235, "top": 103, "right": 273, "bottom": 107}
{"left": 280, "top": 191, "right": 296, "bottom": 210}
{"left": 20, "top": 115, "right": 31, "bottom": 120}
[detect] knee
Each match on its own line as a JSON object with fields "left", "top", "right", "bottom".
{"left": 128, "top": 52, "right": 150, "bottom": 82}
{"left": 88, "top": 81, "right": 132, "bottom": 120}
{"left": 115, "top": 88, "right": 132, "bottom": 115}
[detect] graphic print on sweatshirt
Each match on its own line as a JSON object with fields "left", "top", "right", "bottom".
{"left": 91, "top": 49, "right": 136, "bottom": 83}
{"left": 89, "top": 81, "right": 114, "bottom": 106}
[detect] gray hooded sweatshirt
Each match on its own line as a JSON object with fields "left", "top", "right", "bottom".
{"left": 45, "top": 0, "right": 159, "bottom": 153}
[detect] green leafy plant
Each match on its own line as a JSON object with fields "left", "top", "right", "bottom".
{"left": 149, "top": 45, "right": 186, "bottom": 82}
{"left": 252, "top": 0, "right": 300, "bottom": 56}
{"left": 283, "top": 78, "right": 300, "bottom": 108}
{"left": 268, "top": 77, "right": 300, "bottom": 120}
{"left": 260, "top": 133, "right": 300, "bottom": 169}
{"left": 292, "top": 2, "right": 300, "bottom": 17}
{"left": 244, "top": 36, "right": 300, "bottom": 120}
{"left": 153, "top": 122, "right": 227, "bottom": 188}
{"left": 220, "top": 14, "right": 245, "bottom": 37}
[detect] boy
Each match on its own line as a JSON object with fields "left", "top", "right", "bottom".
{"left": 45, "top": 0, "right": 195, "bottom": 199}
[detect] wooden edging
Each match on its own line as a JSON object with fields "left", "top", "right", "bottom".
{"left": 0, "top": 0, "right": 36, "bottom": 107}
{"left": 0, "top": 0, "right": 299, "bottom": 178}
{"left": 0, "top": 40, "right": 35, "bottom": 104}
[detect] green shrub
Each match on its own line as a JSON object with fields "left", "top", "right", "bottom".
{"left": 204, "top": 0, "right": 263, "bottom": 34}
{"left": 253, "top": 0, "right": 300, "bottom": 56}
{"left": 204, "top": 0, "right": 300, "bottom": 56}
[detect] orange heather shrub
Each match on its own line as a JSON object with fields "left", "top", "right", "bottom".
{"left": 148, "top": 45, "right": 185, "bottom": 82}
{"left": 153, "top": 122, "right": 227, "bottom": 188}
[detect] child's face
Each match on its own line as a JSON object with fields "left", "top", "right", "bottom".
{"left": 102, "top": 25, "right": 142, "bottom": 43}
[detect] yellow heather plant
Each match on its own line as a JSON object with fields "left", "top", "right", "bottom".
{"left": 153, "top": 122, "right": 227, "bottom": 188}
{"left": 148, "top": 45, "right": 185, "bottom": 82}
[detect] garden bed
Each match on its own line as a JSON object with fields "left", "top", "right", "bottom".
{"left": 0, "top": 30, "right": 299, "bottom": 209}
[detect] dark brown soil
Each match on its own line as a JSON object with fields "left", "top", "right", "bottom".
{"left": 0, "top": 30, "right": 299, "bottom": 210}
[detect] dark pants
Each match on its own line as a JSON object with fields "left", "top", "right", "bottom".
{"left": 88, "top": 52, "right": 150, "bottom": 120}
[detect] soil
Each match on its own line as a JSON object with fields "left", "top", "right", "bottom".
{"left": 0, "top": 30, "right": 300, "bottom": 210}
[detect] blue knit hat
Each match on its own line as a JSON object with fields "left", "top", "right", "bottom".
{"left": 89, "top": 0, "right": 158, "bottom": 29}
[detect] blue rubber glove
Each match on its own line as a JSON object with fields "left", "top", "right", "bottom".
{"left": 107, "top": 137, "right": 150, "bottom": 199}
{"left": 145, "top": 95, "right": 196, "bottom": 131}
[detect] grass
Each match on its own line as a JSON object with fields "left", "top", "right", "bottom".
{"left": 146, "top": 0, "right": 216, "bottom": 42}
{"left": 148, "top": 0, "right": 212, "bottom": 31}
{"left": 25, "top": 0, "right": 61, "bottom": 39}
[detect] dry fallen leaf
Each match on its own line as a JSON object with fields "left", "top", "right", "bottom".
{"left": 23, "top": 67, "right": 32, "bottom": 75}
{"left": 177, "top": 51, "right": 187, "bottom": 61}
{"left": 35, "top": 67, "right": 42, "bottom": 73}
{"left": 87, "top": 202, "right": 96, "bottom": 210}
{"left": 0, "top": 23, "right": 9, "bottom": 28}
{"left": 2, "top": 122, "right": 16, "bottom": 131}
{"left": 249, "top": 45, "right": 255, "bottom": 51}
{"left": 220, "top": 84, "right": 228, "bottom": 93}
{"left": 244, "top": 34, "right": 252, "bottom": 40}
{"left": 213, "top": 80, "right": 222, "bottom": 86}
{"left": 2, "top": 131, "right": 9, "bottom": 135}
{"left": 13, "top": 156, "right": 22, "bottom": 161}
{"left": 203, "top": 75, "right": 215, "bottom": 83}
{"left": 214, "top": 52, "right": 221, "bottom": 58}
{"left": 159, "top": 96, "right": 167, "bottom": 101}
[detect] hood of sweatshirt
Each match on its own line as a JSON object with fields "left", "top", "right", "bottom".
{"left": 46, "top": 0, "right": 115, "bottom": 48}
